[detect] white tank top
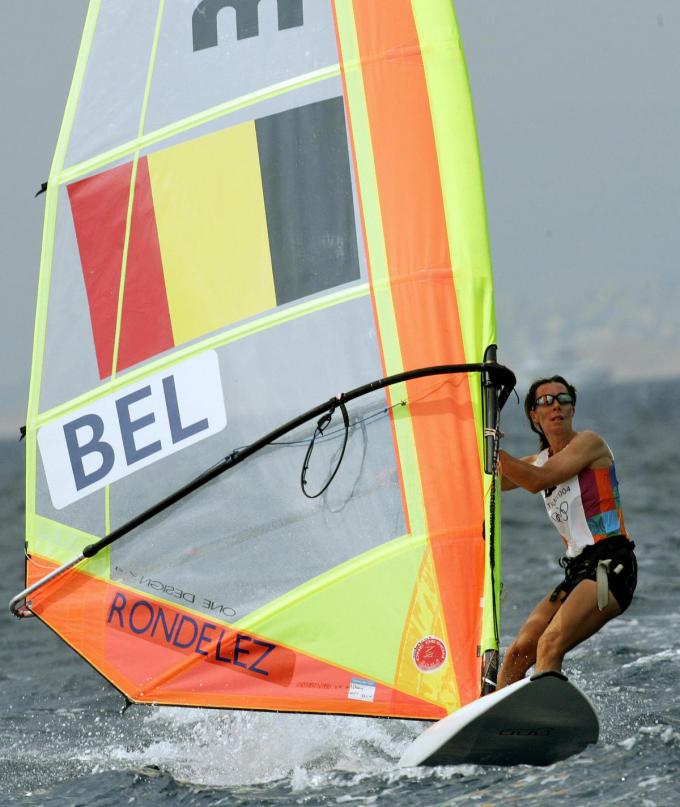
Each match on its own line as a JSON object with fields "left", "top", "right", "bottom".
{"left": 534, "top": 447, "right": 629, "bottom": 558}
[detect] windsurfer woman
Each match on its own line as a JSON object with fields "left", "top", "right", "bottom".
{"left": 496, "top": 375, "right": 637, "bottom": 689}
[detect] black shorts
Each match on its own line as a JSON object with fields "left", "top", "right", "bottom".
{"left": 550, "top": 535, "right": 637, "bottom": 612}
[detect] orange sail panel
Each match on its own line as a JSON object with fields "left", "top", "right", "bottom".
{"left": 345, "top": 0, "right": 485, "bottom": 706}
{"left": 27, "top": 556, "right": 446, "bottom": 719}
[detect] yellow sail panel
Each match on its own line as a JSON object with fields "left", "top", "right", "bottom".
{"left": 148, "top": 123, "right": 277, "bottom": 345}
{"left": 239, "top": 534, "right": 427, "bottom": 688}
{"left": 394, "top": 547, "right": 460, "bottom": 714}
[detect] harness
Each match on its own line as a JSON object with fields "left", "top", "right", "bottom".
{"left": 550, "top": 536, "right": 634, "bottom": 610}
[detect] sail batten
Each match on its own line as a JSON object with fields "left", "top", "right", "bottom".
{"left": 16, "top": 0, "right": 511, "bottom": 721}
{"left": 59, "top": 64, "right": 343, "bottom": 185}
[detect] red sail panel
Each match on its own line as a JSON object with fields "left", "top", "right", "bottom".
{"left": 68, "top": 158, "right": 174, "bottom": 378}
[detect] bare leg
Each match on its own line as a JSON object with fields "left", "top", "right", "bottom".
{"left": 497, "top": 592, "right": 563, "bottom": 689}
{"left": 534, "top": 579, "right": 621, "bottom": 673}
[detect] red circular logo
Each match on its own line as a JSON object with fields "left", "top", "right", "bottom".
{"left": 412, "top": 636, "right": 447, "bottom": 673}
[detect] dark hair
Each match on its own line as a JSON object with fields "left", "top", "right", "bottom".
{"left": 524, "top": 375, "right": 577, "bottom": 450}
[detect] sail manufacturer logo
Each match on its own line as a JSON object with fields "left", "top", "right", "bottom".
{"left": 498, "top": 727, "right": 555, "bottom": 737}
{"left": 412, "top": 636, "right": 447, "bottom": 673}
{"left": 38, "top": 351, "right": 227, "bottom": 509}
{"left": 192, "top": 0, "right": 304, "bottom": 51}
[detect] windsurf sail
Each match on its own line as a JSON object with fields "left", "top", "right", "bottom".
{"left": 12, "top": 0, "right": 514, "bottom": 721}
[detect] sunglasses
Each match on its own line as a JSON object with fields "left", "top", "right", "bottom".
{"left": 534, "top": 393, "right": 574, "bottom": 408}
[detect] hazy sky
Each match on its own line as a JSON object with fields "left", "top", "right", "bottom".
{"left": 456, "top": 0, "right": 680, "bottom": 387}
{"left": 2, "top": 1, "right": 678, "bottom": 434}
{"left": 1, "top": 1, "right": 89, "bottom": 434}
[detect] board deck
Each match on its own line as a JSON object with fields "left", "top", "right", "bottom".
{"left": 398, "top": 671, "right": 599, "bottom": 767}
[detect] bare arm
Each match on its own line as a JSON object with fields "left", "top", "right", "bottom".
{"left": 501, "top": 455, "right": 536, "bottom": 491}
{"left": 499, "top": 431, "right": 610, "bottom": 494}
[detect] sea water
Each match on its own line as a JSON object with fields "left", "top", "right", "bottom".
{"left": 1, "top": 377, "right": 679, "bottom": 806}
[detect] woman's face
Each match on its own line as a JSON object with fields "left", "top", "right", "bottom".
{"left": 529, "top": 381, "right": 575, "bottom": 441}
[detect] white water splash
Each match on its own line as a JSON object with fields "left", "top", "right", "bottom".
{"left": 622, "top": 647, "right": 680, "bottom": 669}
{"left": 107, "top": 707, "right": 422, "bottom": 787}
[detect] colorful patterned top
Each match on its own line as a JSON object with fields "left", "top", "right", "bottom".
{"left": 534, "top": 447, "right": 630, "bottom": 557}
